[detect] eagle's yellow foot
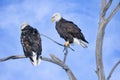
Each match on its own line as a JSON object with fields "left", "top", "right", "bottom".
{"left": 64, "top": 41, "right": 69, "bottom": 47}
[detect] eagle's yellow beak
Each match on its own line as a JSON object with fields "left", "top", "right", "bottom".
{"left": 51, "top": 17, "right": 55, "bottom": 22}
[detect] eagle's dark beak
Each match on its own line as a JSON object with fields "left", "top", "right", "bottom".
{"left": 51, "top": 17, "right": 55, "bottom": 22}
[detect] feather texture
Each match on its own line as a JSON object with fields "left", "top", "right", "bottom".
{"left": 20, "top": 24, "right": 42, "bottom": 66}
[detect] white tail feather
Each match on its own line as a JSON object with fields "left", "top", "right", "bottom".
{"left": 31, "top": 51, "right": 41, "bottom": 66}
{"left": 37, "top": 57, "right": 41, "bottom": 65}
{"left": 73, "top": 38, "right": 87, "bottom": 48}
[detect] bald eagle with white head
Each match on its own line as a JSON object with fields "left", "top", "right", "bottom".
{"left": 20, "top": 23, "right": 42, "bottom": 66}
{"left": 51, "top": 13, "right": 88, "bottom": 48}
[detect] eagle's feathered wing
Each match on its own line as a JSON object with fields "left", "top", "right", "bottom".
{"left": 56, "top": 18, "right": 88, "bottom": 47}
{"left": 21, "top": 28, "right": 42, "bottom": 66}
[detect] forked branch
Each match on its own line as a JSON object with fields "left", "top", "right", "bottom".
{"left": 0, "top": 54, "right": 76, "bottom": 80}
{"left": 96, "top": 0, "right": 120, "bottom": 80}
{"left": 102, "top": 0, "right": 112, "bottom": 17}
{"left": 106, "top": 2, "right": 120, "bottom": 24}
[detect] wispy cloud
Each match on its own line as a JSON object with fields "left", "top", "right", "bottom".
{"left": 0, "top": 0, "right": 120, "bottom": 80}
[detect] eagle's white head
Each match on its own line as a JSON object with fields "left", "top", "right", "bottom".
{"left": 51, "top": 12, "right": 62, "bottom": 22}
{"left": 20, "top": 22, "right": 29, "bottom": 31}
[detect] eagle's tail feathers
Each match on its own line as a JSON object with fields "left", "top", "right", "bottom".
{"left": 37, "top": 57, "right": 41, "bottom": 65}
{"left": 79, "top": 40, "right": 88, "bottom": 48}
{"left": 73, "top": 38, "right": 88, "bottom": 48}
{"left": 30, "top": 51, "right": 41, "bottom": 66}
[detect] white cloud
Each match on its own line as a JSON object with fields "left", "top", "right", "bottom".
{"left": 0, "top": 0, "right": 120, "bottom": 80}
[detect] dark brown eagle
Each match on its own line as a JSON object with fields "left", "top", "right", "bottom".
{"left": 51, "top": 13, "right": 88, "bottom": 48}
{"left": 20, "top": 23, "right": 42, "bottom": 66}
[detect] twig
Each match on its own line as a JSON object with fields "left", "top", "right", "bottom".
{"left": 0, "top": 54, "right": 77, "bottom": 80}
{"left": 107, "top": 60, "right": 120, "bottom": 80}
{"left": 0, "top": 55, "right": 26, "bottom": 62}
{"left": 106, "top": 2, "right": 120, "bottom": 24}
{"left": 63, "top": 47, "right": 68, "bottom": 63}
{"left": 103, "top": 0, "right": 113, "bottom": 17}
{"left": 100, "top": 0, "right": 107, "bottom": 18}
{"left": 40, "top": 33, "right": 75, "bottom": 51}
{"left": 40, "top": 34, "right": 63, "bottom": 47}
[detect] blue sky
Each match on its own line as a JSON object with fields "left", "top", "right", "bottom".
{"left": 0, "top": 0, "right": 120, "bottom": 80}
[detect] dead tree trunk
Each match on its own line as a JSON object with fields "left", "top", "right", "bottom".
{"left": 96, "top": 0, "right": 120, "bottom": 80}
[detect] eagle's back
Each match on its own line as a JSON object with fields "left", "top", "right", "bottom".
{"left": 21, "top": 28, "right": 42, "bottom": 57}
{"left": 56, "top": 18, "right": 88, "bottom": 43}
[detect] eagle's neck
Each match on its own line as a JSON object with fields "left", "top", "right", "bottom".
{"left": 55, "top": 15, "right": 62, "bottom": 22}
{"left": 56, "top": 18, "right": 66, "bottom": 29}
{"left": 56, "top": 18, "right": 66, "bottom": 24}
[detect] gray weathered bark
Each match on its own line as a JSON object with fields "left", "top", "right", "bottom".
{"left": 107, "top": 60, "right": 120, "bottom": 80}
{"left": 96, "top": 0, "right": 120, "bottom": 80}
{"left": 0, "top": 54, "right": 77, "bottom": 80}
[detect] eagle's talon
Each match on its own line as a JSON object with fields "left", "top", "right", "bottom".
{"left": 64, "top": 41, "right": 69, "bottom": 47}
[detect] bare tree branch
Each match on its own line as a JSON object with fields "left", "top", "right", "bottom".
{"left": 107, "top": 60, "right": 120, "bottom": 80}
{"left": 0, "top": 54, "right": 77, "bottom": 80}
{"left": 0, "top": 55, "right": 26, "bottom": 62}
{"left": 63, "top": 47, "right": 68, "bottom": 63}
{"left": 106, "top": 2, "right": 120, "bottom": 24}
{"left": 100, "top": 0, "right": 107, "bottom": 18}
{"left": 96, "top": 1, "right": 119, "bottom": 80}
{"left": 96, "top": 1, "right": 120, "bottom": 80}
{"left": 103, "top": 0, "right": 113, "bottom": 17}
{"left": 96, "top": 1, "right": 107, "bottom": 80}
{"left": 102, "top": 0, "right": 107, "bottom": 10}
{"left": 50, "top": 54, "right": 77, "bottom": 80}
{"left": 96, "top": 25, "right": 106, "bottom": 80}
{"left": 40, "top": 33, "right": 75, "bottom": 51}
